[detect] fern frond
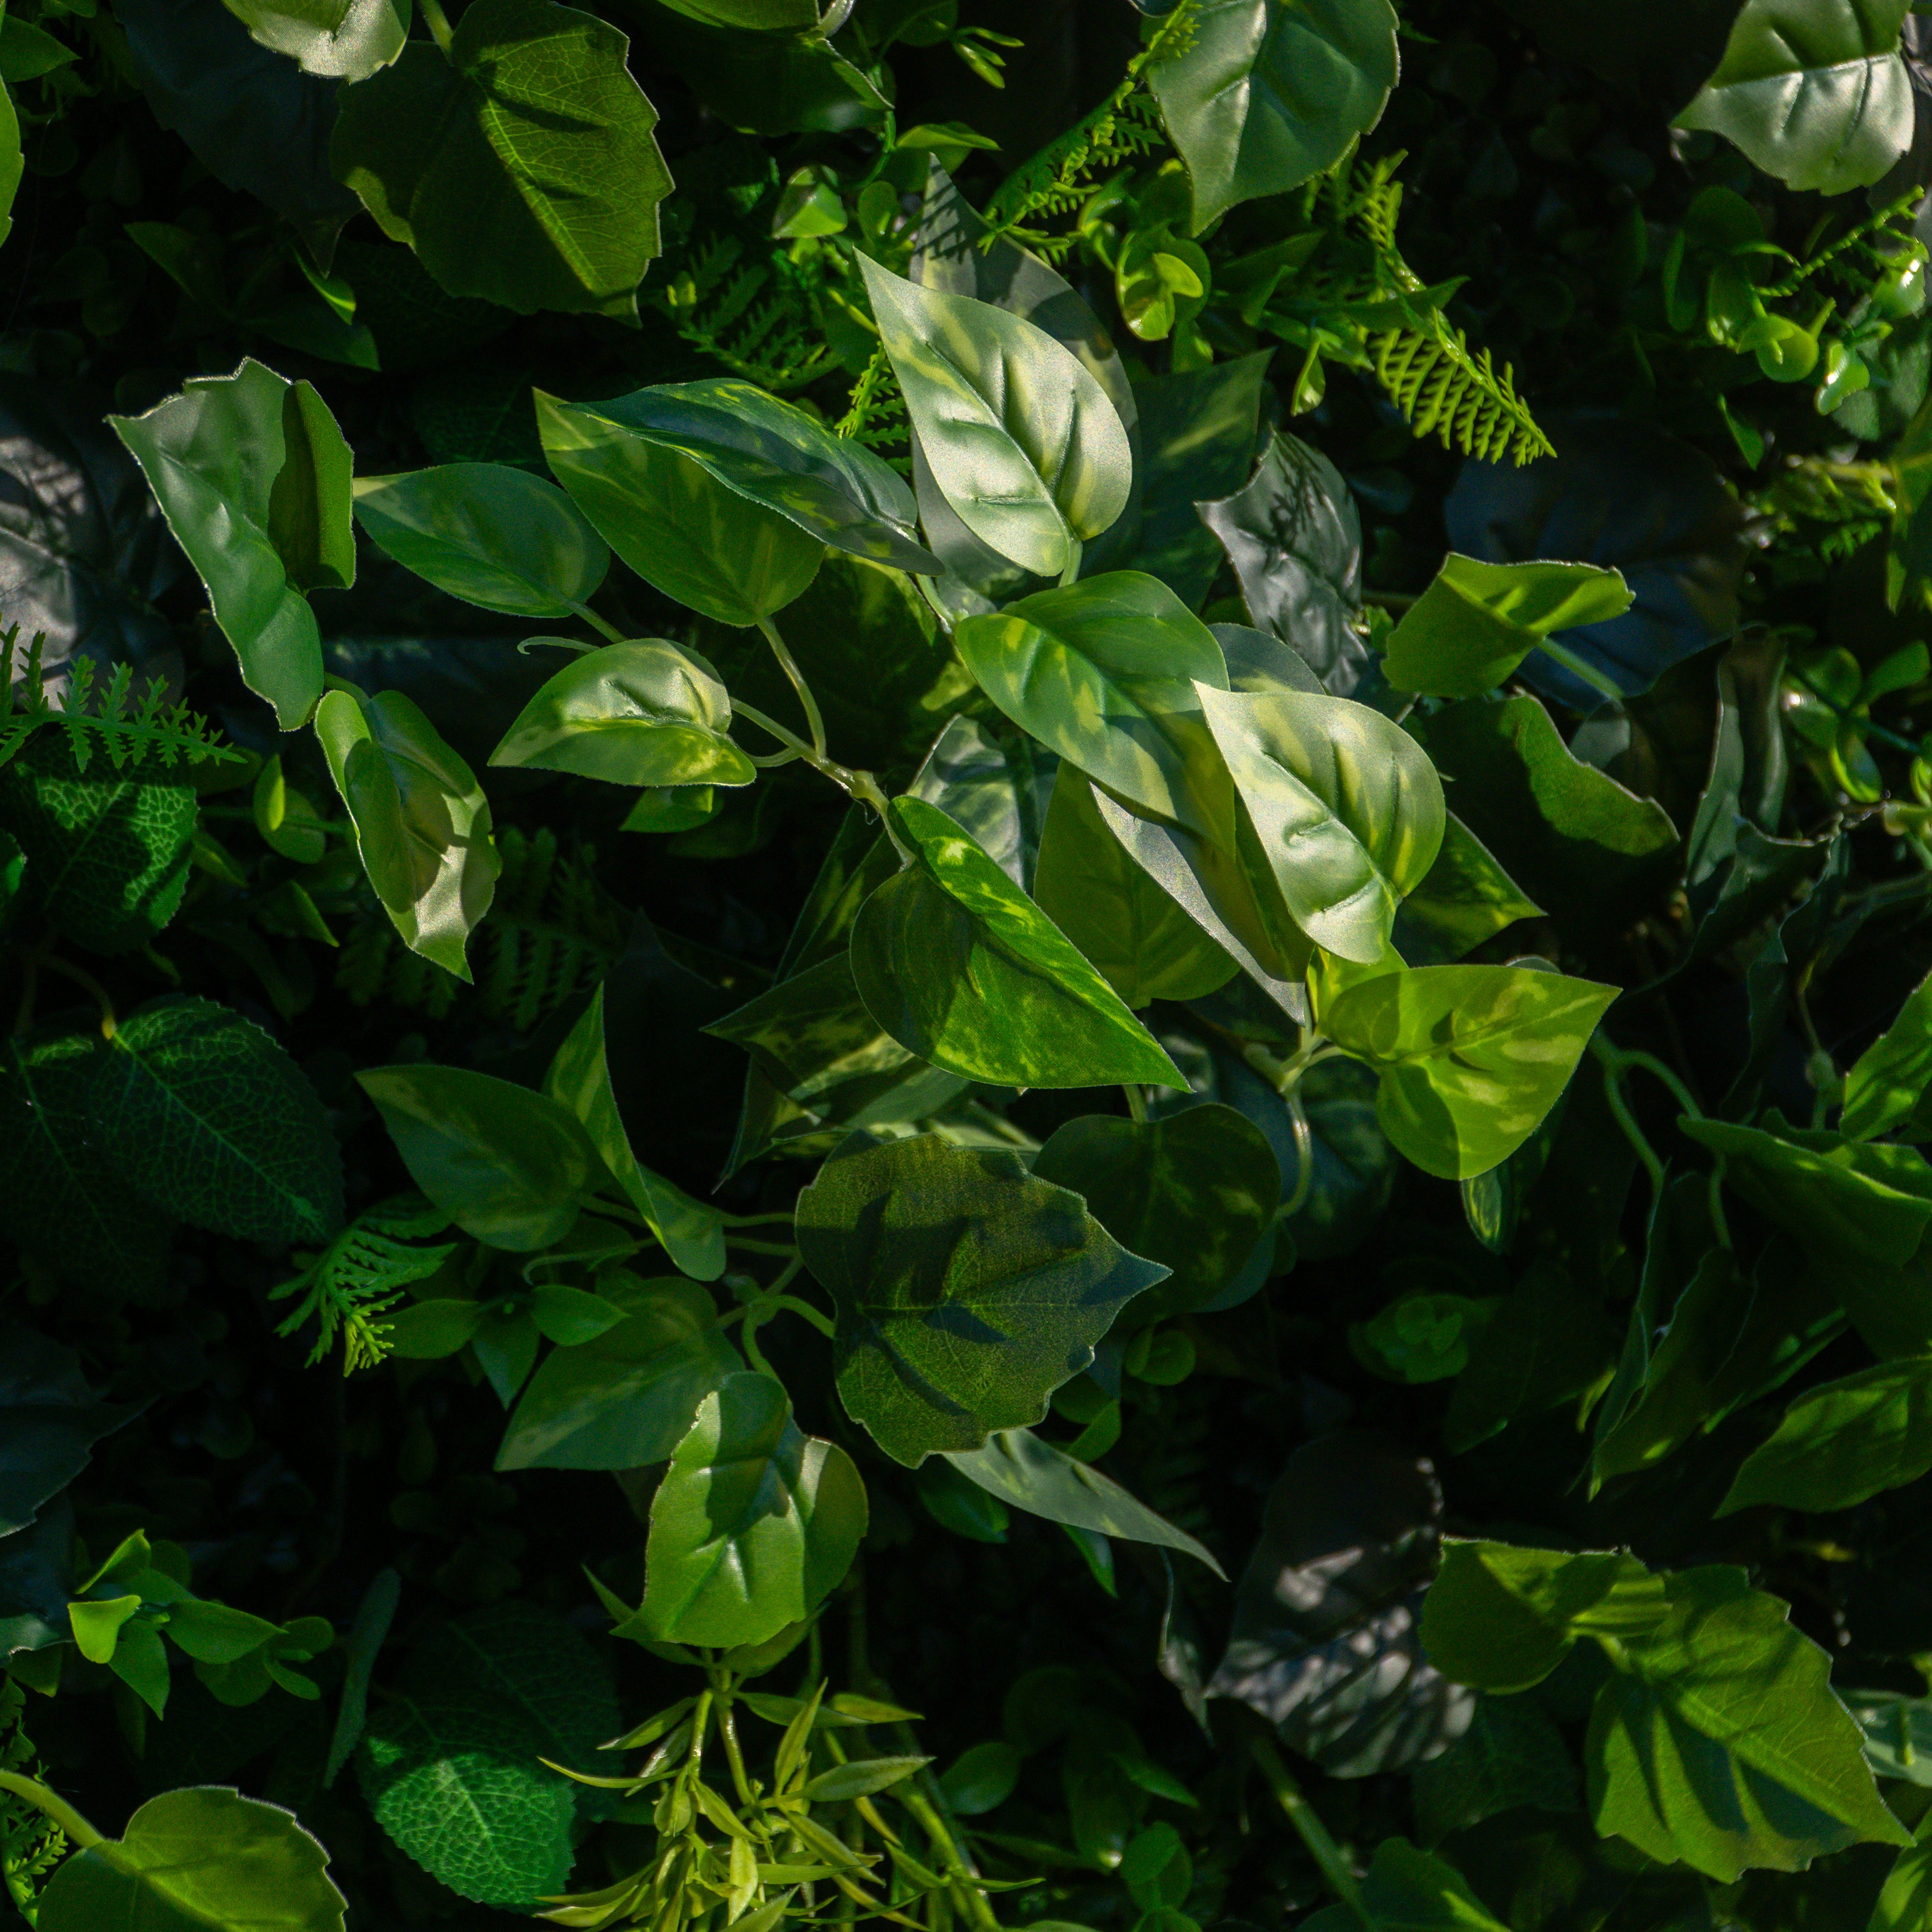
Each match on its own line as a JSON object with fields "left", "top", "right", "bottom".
{"left": 474, "top": 826, "right": 627, "bottom": 1031}
{"left": 982, "top": 80, "right": 1166, "bottom": 256}
{"left": 336, "top": 917, "right": 463, "bottom": 1018}
{"left": 1, "top": 1682, "right": 66, "bottom": 1909}
{"left": 650, "top": 235, "right": 835, "bottom": 394}
{"left": 1374, "top": 318, "right": 1554, "bottom": 465}
{"left": 835, "top": 344, "right": 909, "bottom": 457}
{"left": 1756, "top": 189, "right": 1921, "bottom": 302}
{"left": 270, "top": 1194, "right": 458, "bottom": 1374}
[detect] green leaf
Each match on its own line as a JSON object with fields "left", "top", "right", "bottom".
{"left": 943, "top": 1429, "right": 1224, "bottom": 1575}
{"left": 794, "top": 1133, "right": 1167, "bottom": 1465}
{"left": 1719, "top": 1357, "right": 1932, "bottom": 1515}
{"left": 640, "top": 1373, "right": 867, "bottom": 1648}
{"left": 489, "top": 640, "right": 757, "bottom": 789}
{"left": 0, "top": 16, "right": 75, "bottom": 82}
{"left": 1872, "top": 1817, "right": 1932, "bottom": 1932}
{"left": 359, "top": 1601, "right": 619, "bottom": 1908}
{"left": 351, "top": 463, "right": 611, "bottom": 619}
{"left": 358, "top": 1063, "right": 598, "bottom": 1251}
{"left": 1351, "top": 1293, "right": 1499, "bottom": 1386}
{"left": 0, "top": 74, "right": 17, "bottom": 252}
{"left": 326, "top": 1568, "right": 400, "bottom": 1787}
{"left": 800, "top": 1755, "right": 931, "bottom": 1802}
{"left": 1031, "top": 1105, "right": 1279, "bottom": 1318}
{"left": 331, "top": 0, "right": 672, "bottom": 319}
{"left": 97, "top": 996, "right": 344, "bottom": 1245}
{"left": 1199, "top": 686, "right": 1445, "bottom": 964}
{"left": 383, "top": 1298, "right": 486, "bottom": 1359}
{"left": 1383, "top": 555, "right": 1635, "bottom": 701}
{"left": 1412, "top": 1696, "right": 1581, "bottom": 1846}
{"left": 544, "top": 986, "right": 725, "bottom": 1280}
{"left": 498, "top": 1276, "right": 742, "bottom": 1471}
{"left": 21, "top": 1783, "right": 346, "bottom": 1932}
{"left": 849, "top": 797, "right": 1185, "bottom": 1091}
{"left": 953, "top": 571, "right": 1228, "bottom": 824}
{"left": 1302, "top": 1838, "right": 1509, "bottom": 1932}
{"left": 1442, "top": 1262, "right": 1619, "bottom": 1452}
{"left": 1843, "top": 965, "right": 1932, "bottom": 1140}
{"left": 1033, "top": 767, "right": 1236, "bottom": 1008}
{"left": 537, "top": 390, "right": 823, "bottom": 625}
{"left": 110, "top": 359, "right": 352, "bottom": 729}
{"left": 0, "top": 1323, "right": 143, "bottom": 1538}
{"left": 315, "top": 682, "right": 500, "bottom": 982}
{"left": 1675, "top": 0, "right": 1911, "bottom": 196}
{"left": 1848, "top": 1691, "right": 1932, "bottom": 1787}
{"left": 1145, "top": 0, "right": 1399, "bottom": 231}
{"left": 220, "top": 0, "right": 407, "bottom": 79}
{"left": 564, "top": 379, "right": 940, "bottom": 576}
{"left": 1320, "top": 965, "right": 1619, "bottom": 1180}
{"left": 858, "top": 254, "right": 1132, "bottom": 579}
{"left": 1390, "top": 813, "right": 1542, "bottom": 967}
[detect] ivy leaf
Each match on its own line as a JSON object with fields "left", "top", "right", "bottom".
{"left": 849, "top": 797, "right": 1185, "bottom": 1091}
{"left": 1719, "top": 1358, "right": 1932, "bottom": 1515}
{"left": 1675, "top": 0, "right": 1911, "bottom": 195}
{"left": 110, "top": 359, "right": 353, "bottom": 729}
{"left": 351, "top": 463, "right": 611, "bottom": 619}
{"left": 221, "top": 0, "right": 407, "bottom": 79}
{"left": 315, "top": 681, "right": 501, "bottom": 981}
{"left": 640, "top": 1373, "right": 867, "bottom": 1648}
{"left": 1843, "top": 964, "right": 1932, "bottom": 1141}
{"left": 0, "top": 1323, "right": 144, "bottom": 1538}
{"left": 96, "top": 996, "right": 345, "bottom": 1245}
{"left": 1146, "top": 0, "right": 1399, "bottom": 231}
{"left": 489, "top": 640, "right": 757, "bottom": 789}
{"left": 359, "top": 1601, "right": 619, "bottom": 1908}
{"left": 858, "top": 254, "right": 1132, "bottom": 580}
{"left": 795, "top": 1133, "right": 1168, "bottom": 1465}
{"left": 331, "top": 0, "right": 672, "bottom": 319}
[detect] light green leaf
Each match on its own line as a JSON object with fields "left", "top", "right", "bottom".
{"left": 1033, "top": 766, "right": 1236, "bottom": 1008}
{"left": 331, "top": 0, "right": 672, "bottom": 318}
{"left": 1843, "top": 964, "right": 1932, "bottom": 1140}
{"left": 1719, "top": 1356, "right": 1932, "bottom": 1514}
{"left": 800, "top": 1756, "right": 930, "bottom": 1802}
{"left": 221, "top": 0, "right": 407, "bottom": 79}
{"left": 954, "top": 571, "right": 1228, "bottom": 822}
{"left": 850, "top": 796, "right": 1185, "bottom": 1091}
{"left": 1200, "top": 686, "right": 1445, "bottom": 964}
{"left": 1301, "top": 1838, "right": 1509, "bottom": 1932}
{"left": 497, "top": 1276, "right": 742, "bottom": 1471}
{"left": 489, "top": 640, "right": 756, "bottom": 789}
{"left": 357, "top": 1063, "right": 598, "bottom": 1251}
{"left": 1390, "top": 813, "right": 1542, "bottom": 967}
{"left": 0, "top": 70, "right": 18, "bottom": 250}
{"left": 110, "top": 360, "right": 353, "bottom": 729}
{"left": 566, "top": 379, "right": 940, "bottom": 575}
{"left": 858, "top": 254, "right": 1131, "bottom": 579}
{"left": 1871, "top": 1815, "right": 1932, "bottom": 1932}
{"left": 95, "top": 996, "right": 343, "bottom": 1245}
{"left": 359, "top": 1602, "right": 618, "bottom": 1908}
{"left": 1321, "top": 964, "right": 1618, "bottom": 1179}
{"left": 641, "top": 1373, "right": 867, "bottom": 1647}
{"left": 794, "top": 1133, "right": 1168, "bottom": 1465}
{"left": 1145, "top": 0, "right": 1399, "bottom": 232}
{"left": 1383, "top": 555, "right": 1634, "bottom": 701}
{"left": 944, "top": 1429, "right": 1224, "bottom": 1575}
{"left": 1848, "top": 1691, "right": 1932, "bottom": 1786}
{"left": 314, "top": 682, "right": 500, "bottom": 982}
{"left": 544, "top": 985, "right": 725, "bottom": 1280}
{"left": 537, "top": 390, "right": 822, "bottom": 625}
{"left": 351, "top": 463, "right": 610, "bottom": 619}
{"left": 1675, "top": 0, "right": 1911, "bottom": 196}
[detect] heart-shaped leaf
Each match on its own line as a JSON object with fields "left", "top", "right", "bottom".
{"left": 222, "top": 0, "right": 407, "bottom": 79}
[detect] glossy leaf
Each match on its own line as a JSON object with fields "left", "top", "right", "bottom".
{"left": 794, "top": 1133, "right": 1168, "bottom": 1465}
{"left": 641, "top": 1373, "right": 867, "bottom": 1647}
{"left": 357, "top": 1063, "right": 597, "bottom": 1251}
{"left": 221, "top": 0, "right": 407, "bottom": 79}
{"left": 849, "top": 796, "right": 1185, "bottom": 1091}
{"left": 315, "top": 682, "right": 500, "bottom": 981}
{"left": 858, "top": 254, "right": 1132, "bottom": 579}
{"left": 110, "top": 359, "right": 352, "bottom": 729}
{"left": 490, "top": 640, "right": 756, "bottom": 789}
{"left": 351, "top": 463, "right": 610, "bottom": 619}
{"left": 1391, "top": 813, "right": 1542, "bottom": 966}
{"left": 537, "top": 390, "right": 822, "bottom": 625}
{"left": 1720, "top": 1358, "right": 1932, "bottom": 1515}
{"left": 331, "top": 0, "right": 672, "bottom": 319}
{"left": 1843, "top": 965, "right": 1932, "bottom": 1140}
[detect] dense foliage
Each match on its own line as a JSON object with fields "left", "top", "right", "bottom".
{"left": 10, "top": 0, "right": 1932, "bottom": 1926}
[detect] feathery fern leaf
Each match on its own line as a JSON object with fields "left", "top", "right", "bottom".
{"left": 270, "top": 1194, "right": 458, "bottom": 1374}
{"left": 1374, "top": 320, "right": 1555, "bottom": 467}
{"left": 982, "top": 81, "right": 1166, "bottom": 258}
{"left": 650, "top": 235, "right": 836, "bottom": 393}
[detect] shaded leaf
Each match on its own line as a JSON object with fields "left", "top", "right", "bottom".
{"left": 0, "top": 1324, "right": 144, "bottom": 1539}
{"left": 1720, "top": 1357, "right": 1932, "bottom": 1515}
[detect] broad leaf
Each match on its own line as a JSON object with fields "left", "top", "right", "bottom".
{"left": 331, "top": 0, "right": 671, "bottom": 318}
{"left": 794, "top": 1133, "right": 1168, "bottom": 1465}
{"left": 110, "top": 359, "right": 352, "bottom": 729}
{"left": 358, "top": 1063, "right": 597, "bottom": 1251}
{"left": 221, "top": 0, "right": 406, "bottom": 79}
{"left": 315, "top": 682, "right": 500, "bottom": 981}
{"left": 536, "top": 390, "right": 823, "bottom": 625}
{"left": 1145, "top": 0, "right": 1399, "bottom": 230}
{"left": 1411, "top": 1696, "right": 1581, "bottom": 1846}
{"left": 1391, "top": 814, "right": 1542, "bottom": 966}
{"left": 1873, "top": 1818, "right": 1932, "bottom": 1932}
{"left": 97, "top": 997, "right": 344, "bottom": 1245}
{"left": 1720, "top": 1358, "right": 1932, "bottom": 1515}
{"left": 1443, "top": 1261, "right": 1619, "bottom": 1452}
{"left": 351, "top": 464, "right": 610, "bottom": 619}
{"left": 490, "top": 640, "right": 756, "bottom": 789}
{"left": 858, "top": 254, "right": 1132, "bottom": 579}
{"left": 1301, "top": 1837, "right": 1510, "bottom": 1932}
{"left": 1843, "top": 965, "right": 1932, "bottom": 1140}
{"left": 641, "top": 1373, "right": 867, "bottom": 1647}
{"left": 944, "top": 1429, "right": 1224, "bottom": 1574}
{"left": 1384, "top": 555, "right": 1634, "bottom": 701}
{"left": 1675, "top": 0, "right": 1911, "bottom": 195}
{"left": 849, "top": 796, "right": 1185, "bottom": 1091}
{"left": 0, "top": 1323, "right": 143, "bottom": 1538}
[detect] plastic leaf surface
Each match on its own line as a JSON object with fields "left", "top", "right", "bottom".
{"left": 220, "top": 0, "right": 407, "bottom": 79}
{"left": 1719, "top": 1357, "right": 1932, "bottom": 1515}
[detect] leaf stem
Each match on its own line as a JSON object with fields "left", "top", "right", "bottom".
{"left": 758, "top": 614, "right": 829, "bottom": 762}
{"left": 1121, "top": 1084, "right": 1147, "bottom": 1123}
{"left": 39, "top": 955, "right": 116, "bottom": 1039}
{"left": 1056, "top": 540, "right": 1083, "bottom": 588}
{"left": 416, "top": 0, "right": 455, "bottom": 57}
{"left": 565, "top": 601, "right": 627, "bottom": 646}
{"left": 1247, "top": 1737, "right": 1368, "bottom": 1929}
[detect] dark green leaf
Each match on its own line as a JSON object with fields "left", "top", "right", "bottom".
{"left": 1720, "top": 1358, "right": 1932, "bottom": 1515}
{"left": 1844, "top": 965, "right": 1932, "bottom": 1141}
{"left": 1412, "top": 1696, "right": 1581, "bottom": 1845}
{"left": 1302, "top": 1838, "right": 1509, "bottom": 1932}
{"left": 0, "top": 1324, "right": 143, "bottom": 1538}
{"left": 1443, "top": 1263, "right": 1619, "bottom": 1451}
{"left": 1390, "top": 813, "right": 1542, "bottom": 967}
{"left": 939, "top": 1740, "right": 1021, "bottom": 1815}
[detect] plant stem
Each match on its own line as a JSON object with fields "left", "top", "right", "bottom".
{"left": 759, "top": 615, "right": 829, "bottom": 761}
{"left": 1121, "top": 1084, "right": 1147, "bottom": 1123}
{"left": 1249, "top": 1737, "right": 1369, "bottom": 1929}
{"left": 417, "top": 0, "right": 455, "bottom": 57}
{"left": 39, "top": 956, "right": 116, "bottom": 1038}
